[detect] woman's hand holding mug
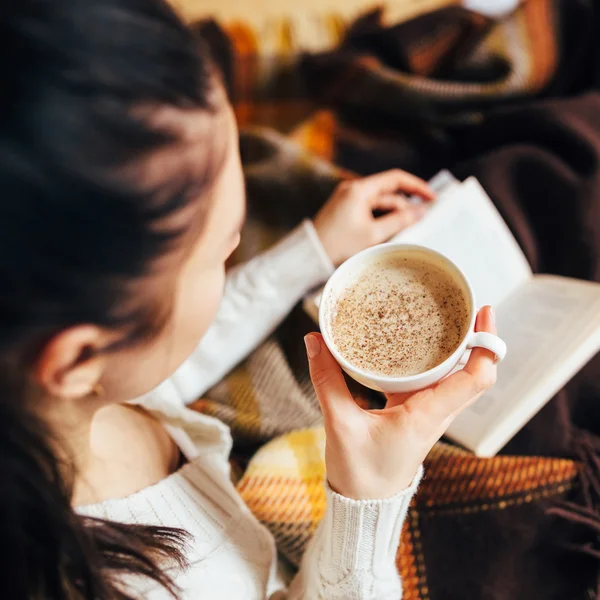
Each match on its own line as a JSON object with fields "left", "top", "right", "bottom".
{"left": 304, "top": 306, "right": 498, "bottom": 500}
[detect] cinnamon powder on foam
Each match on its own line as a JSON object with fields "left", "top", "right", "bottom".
{"left": 330, "top": 256, "right": 469, "bottom": 377}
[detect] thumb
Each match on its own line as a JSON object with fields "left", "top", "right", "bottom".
{"left": 305, "top": 333, "right": 361, "bottom": 423}
{"left": 373, "top": 203, "right": 427, "bottom": 241}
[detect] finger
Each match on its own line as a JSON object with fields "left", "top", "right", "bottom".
{"left": 371, "top": 193, "right": 409, "bottom": 212}
{"left": 462, "top": 304, "right": 497, "bottom": 384}
{"left": 373, "top": 203, "right": 427, "bottom": 241}
{"left": 394, "top": 306, "right": 498, "bottom": 420}
{"left": 305, "top": 333, "right": 362, "bottom": 424}
{"left": 356, "top": 169, "right": 436, "bottom": 201}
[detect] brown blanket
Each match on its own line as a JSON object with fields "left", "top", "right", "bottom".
{"left": 192, "top": 2, "right": 600, "bottom": 597}
{"left": 298, "top": 0, "right": 600, "bottom": 178}
{"left": 417, "top": 92, "right": 600, "bottom": 599}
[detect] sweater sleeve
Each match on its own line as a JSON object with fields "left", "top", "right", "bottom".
{"left": 167, "top": 220, "right": 334, "bottom": 404}
{"left": 286, "top": 466, "right": 423, "bottom": 600}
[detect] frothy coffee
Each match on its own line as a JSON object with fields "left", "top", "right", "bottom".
{"left": 329, "top": 253, "right": 470, "bottom": 377}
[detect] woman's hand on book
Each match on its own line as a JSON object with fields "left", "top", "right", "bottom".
{"left": 313, "top": 170, "right": 435, "bottom": 266}
{"left": 304, "top": 306, "right": 497, "bottom": 500}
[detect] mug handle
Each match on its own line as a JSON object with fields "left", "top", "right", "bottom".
{"left": 466, "top": 332, "right": 507, "bottom": 363}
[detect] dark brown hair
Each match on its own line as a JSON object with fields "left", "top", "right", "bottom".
{"left": 0, "top": 0, "right": 221, "bottom": 597}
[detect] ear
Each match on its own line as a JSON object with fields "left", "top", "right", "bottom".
{"left": 34, "top": 325, "right": 108, "bottom": 400}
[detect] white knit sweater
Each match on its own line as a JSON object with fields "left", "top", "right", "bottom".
{"left": 77, "top": 222, "right": 422, "bottom": 599}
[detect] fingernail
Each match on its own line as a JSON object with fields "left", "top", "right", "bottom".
{"left": 488, "top": 306, "right": 495, "bottom": 325}
{"left": 304, "top": 334, "right": 321, "bottom": 359}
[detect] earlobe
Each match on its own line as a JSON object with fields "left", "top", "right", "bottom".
{"left": 34, "top": 325, "right": 107, "bottom": 400}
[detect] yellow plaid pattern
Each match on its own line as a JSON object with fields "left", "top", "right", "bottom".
{"left": 236, "top": 428, "right": 578, "bottom": 599}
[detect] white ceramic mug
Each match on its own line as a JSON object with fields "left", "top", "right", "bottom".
{"left": 319, "top": 243, "right": 507, "bottom": 394}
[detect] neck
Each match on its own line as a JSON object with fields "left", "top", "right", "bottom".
{"left": 40, "top": 394, "right": 108, "bottom": 492}
{"left": 40, "top": 394, "right": 180, "bottom": 507}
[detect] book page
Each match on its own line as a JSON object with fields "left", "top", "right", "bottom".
{"left": 392, "top": 177, "right": 532, "bottom": 308}
{"left": 446, "top": 275, "right": 600, "bottom": 456}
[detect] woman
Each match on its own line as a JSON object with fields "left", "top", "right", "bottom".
{"left": 0, "top": 0, "right": 497, "bottom": 598}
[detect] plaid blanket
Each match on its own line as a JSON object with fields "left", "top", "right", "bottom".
{"left": 196, "top": 0, "right": 600, "bottom": 174}
{"left": 187, "top": 2, "right": 600, "bottom": 598}
{"left": 232, "top": 427, "right": 579, "bottom": 599}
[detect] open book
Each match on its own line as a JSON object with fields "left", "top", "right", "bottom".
{"left": 304, "top": 174, "right": 600, "bottom": 457}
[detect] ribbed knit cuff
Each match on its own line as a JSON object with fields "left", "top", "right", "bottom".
{"left": 318, "top": 465, "right": 423, "bottom": 584}
{"left": 244, "top": 220, "right": 334, "bottom": 298}
{"left": 302, "top": 219, "right": 335, "bottom": 277}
